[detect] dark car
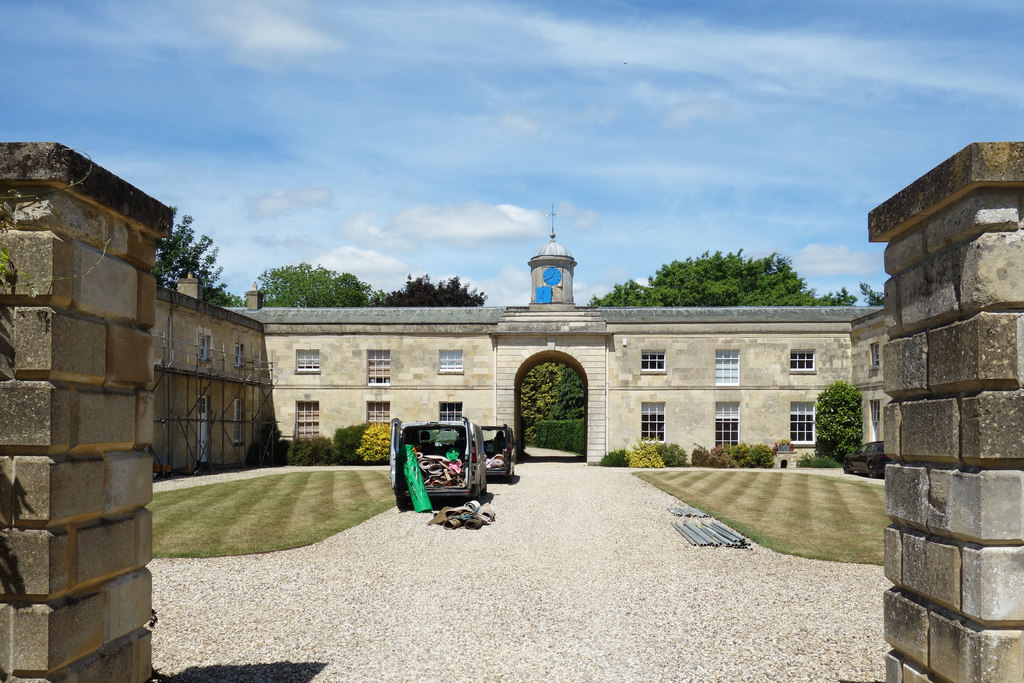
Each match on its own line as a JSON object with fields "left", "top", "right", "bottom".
{"left": 843, "top": 441, "right": 890, "bottom": 479}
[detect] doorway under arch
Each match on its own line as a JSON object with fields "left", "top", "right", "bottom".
{"left": 514, "top": 350, "right": 588, "bottom": 459}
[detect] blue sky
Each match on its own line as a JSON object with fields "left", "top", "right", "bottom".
{"left": 4, "top": 0, "right": 1023, "bottom": 305}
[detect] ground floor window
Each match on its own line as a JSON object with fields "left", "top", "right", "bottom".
{"left": 233, "top": 398, "right": 245, "bottom": 444}
{"left": 296, "top": 401, "right": 320, "bottom": 439}
{"left": 439, "top": 401, "right": 462, "bottom": 421}
{"left": 715, "top": 402, "right": 739, "bottom": 446}
{"left": 367, "top": 401, "right": 390, "bottom": 424}
{"left": 641, "top": 402, "right": 665, "bottom": 441}
{"left": 790, "top": 402, "right": 815, "bottom": 444}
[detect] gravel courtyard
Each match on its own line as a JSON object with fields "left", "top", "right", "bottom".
{"left": 151, "top": 453, "right": 888, "bottom": 682}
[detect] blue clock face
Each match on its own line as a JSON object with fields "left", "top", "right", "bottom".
{"left": 543, "top": 267, "right": 562, "bottom": 286}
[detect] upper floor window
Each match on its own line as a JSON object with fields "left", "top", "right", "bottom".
{"left": 641, "top": 402, "right": 666, "bottom": 442}
{"left": 235, "top": 343, "right": 244, "bottom": 368}
{"left": 715, "top": 350, "right": 740, "bottom": 386}
{"left": 368, "top": 350, "right": 391, "bottom": 385}
{"left": 870, "top": 342, "right": 881, "bottom": 368}
{"left": 296, "top": 349, "right": 320, "bottom": 373}
{"left": 641, "top": 350, "right": 666, "bottom": 372}
{"left": 198, "top": 334, "right": 212, "bottom": 361}
{"left": 367, "top": 401, "right": 390, "bottom": 424}
{"left": 790, "top": 350, "right": 815, "bottom": 372}
{"left": 439, "top": 402, "right": 463, "bottom": 421}
{"left": 439, "top": 350, "right": 463, "bottom": 374}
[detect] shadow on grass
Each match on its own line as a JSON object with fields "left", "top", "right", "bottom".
{"left": 152, "top": 661, "right": 327, "bottom": 682}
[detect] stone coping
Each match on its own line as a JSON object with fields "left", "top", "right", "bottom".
{"left": 869, "top": 141, "right": 1024, "bottom": 243}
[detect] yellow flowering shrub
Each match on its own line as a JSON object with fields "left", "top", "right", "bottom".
{"left": 626, "top": 439, "right": 665, "bottom": 468}
{"left": 356, "top": 423, "right": 390, "bottom": 463}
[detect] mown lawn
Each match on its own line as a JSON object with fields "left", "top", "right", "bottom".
{"left": 636, "top": 470, "right": 888, "bottom": 564}
{"left": 151, "top": 470, "right": 394, "bottom": 558}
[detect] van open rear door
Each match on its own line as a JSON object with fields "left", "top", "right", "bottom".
{"left": 389, "top": 418, "right": 402, "bottom": 488}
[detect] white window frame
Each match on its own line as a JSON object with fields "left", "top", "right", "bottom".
{"left": 198, "top": 334, "right": 212, "bottom": 361}
{"left": 715, "top": 402, "right": 740, "bottom": 446}
{"left": 715, "top": 350, "right": 740, "bottom": 386}
{"left": 641, "top": 402, "right": 666, "bottom": 442}
{"left": 641, "top": 350, "right": 666, "bottom": 373}
{"left": 870, "top": 342, "right": 881, "bottom": 368}
{"left": 790, "top": 402, "right": 816, "bottom": 444}
{"left": 367, "top": 401, "right": 390, "bottom": 424}
{"left": 789, "top": 350, "right": 815, "bottom": 373}
{"left": 870, "top": 399, "right": 881, "bottom": 441}
{"left": 439, "top": 401, "right": 463, "bottom": 421}
{"left": 439, "top": 350, "right": 463, "bottom": 374}
{"left": 296, "top": 349, "right": 320, "bottom": 373}
{"left": 368, "top": 350, "right": 391, "bottom": 385}
{"left": 296, "top": 401, "right": 320, "bottom": 439}
{"left": 233, "top": 398, "right": 245, "bottom": 444}
{"left": 235, "top": 343, "right": 244, "bottom": 368}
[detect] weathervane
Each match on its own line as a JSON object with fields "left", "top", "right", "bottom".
{"left": 546, "top": 203, "right": 557, "bottom": 241}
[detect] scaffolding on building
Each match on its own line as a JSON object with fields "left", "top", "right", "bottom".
{"left": 151, "top": 333, "right": 277, "bottom": 475}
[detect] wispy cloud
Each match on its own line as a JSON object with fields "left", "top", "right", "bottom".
{"left": 791, "top": 244, "right": 880, "bottom": 277}
{"left": 343, "top": 203, "right": 546, "bottom": 249}
{"left": 248, "top": 186, "right": 333, "bottom": 220}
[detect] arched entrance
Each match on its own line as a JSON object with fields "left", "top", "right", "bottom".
{"left": 513, "top": 350, "right": 588, "bottom": 458}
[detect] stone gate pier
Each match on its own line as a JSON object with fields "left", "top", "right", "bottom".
{"left": 0, "top": 144, "right": 171, "bottom": 681}
{"left": 872, "top": 143, "right": 1024, "bottom": 681}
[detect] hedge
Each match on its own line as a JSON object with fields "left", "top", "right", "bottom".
{"left": 534, "top": 418, "right": 584, "bottom": 454}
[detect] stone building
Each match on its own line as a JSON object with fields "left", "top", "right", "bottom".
{"left": 153, "top": 233, "right": 887, "bottom": 467}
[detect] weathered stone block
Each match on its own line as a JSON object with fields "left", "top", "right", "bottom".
{"left": 55, "top": 636, "right": 134, "bottom": 683}
{"left": 10, "top": 592, "right": 103, "bottom": 673}
{"left": 885, "top": 228, "right": 927, "bottom": 277}
{"left": 135, "top": 390, "right": 153, "bottom": 449}
{"left": 883, "top": 334, "right": 928, "bottom": 399}
{"left": 0, "top": 602, "right": 10, "bottom": 676}
{"left": 70, "top": 242, "right": 136, "bottom": 323}
{"left": 961, "top": 545, "right": 1024, "bottom": 623}
{"left": 884, "top": 649, "right": 903, "bottom": 683}
{"left": 103, "top": 451, "right": 152, "bottom": 518}
{"left": 926, "top": 467, "right": 951, "bottom": 534}
{"left": 900, "top": 657, "right": 931, "bottom": 683}
{"left": 126, "top": 225, "right": 157, "bottom": 271}
{"left": 886, "top": 464, "right": 930, "bottom": 529}
{"left": 929, "top": 610, "right": 1023, "bottom": 682}
{"left": 885, "top": 525, "right": 903, "bottom": 586}
{"left": 961, "top": 231, "right": 1024, "bottom": 314}
{"left": 0, "top": 381, "right": 69, "bottom": 450}
{"left": 75, "top": 517, "right": 136, "bottom": 587}
{"left": 9, "top": 190, "right": 115, "bottom": 254}
{"left": 14, "top": 307, "right": 105, "bottom": 383}
{"left": 13, "top": 455, "right": 104, "bottom": 525}
{"left": 0, "top": 305, "right": 13, "bottom": 381}
{"left": 884, "top": 402, "right": 902, "bottom": 460}
{"left": 0, "top": 456, "right": 11, "bottom": 527}
{"left": 0, "top": 230, "right": 74, "bottom": 305}
{"left": 136, "top": 271, "right": 156, "bottom": 330}
{"left": 890, "top": 245, "right": 963, "bottom": 335}
{"left": 105, "top": 322, "right": 153, "bottom": 388}
{"left": 902, "top": 532, "right": 962, "bottom": 610}
{"left": 884, "top": 277, "right": 902, "bottom": 335}
{"left": 0, "top": 528, "right": 68, "bottom": 598}
{"left": 884, "top": 588, "right": 929, "bottom": 666}
{"left": 947, "top": 469, "right": 1024, "bottom": 542}
{"left": 72, "top": 388, "right": 135, "bottom": 451}
{"left": 961, "top": 390, "right": 1024, "bottom": 464}
{"left": 928, "top": 313, "right": 1022, "bottom": 393}
{"left": 134, "top": 508, "right": 152, "bottom": 569}
{"left": 103, "top": 569, "right": 151, "bottom": 643}
{"left": 899, "top": 398, "right": 960, "bottom": 461}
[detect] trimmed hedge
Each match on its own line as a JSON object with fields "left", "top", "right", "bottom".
{"left": 797, "top": 454, "right": 843, "bottom": 468}
{"left": 534, "top": 418, "right": 584, "bottom": 454}
{"left": 286, "top": 436, "right": 336, "bottom": 466}
{"left": 334, "top": 424, "right": 370, "bottom": 464}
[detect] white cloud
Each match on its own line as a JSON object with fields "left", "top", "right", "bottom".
{"left": 317, "top": 246, "right": 418, "bottom": 293}
{"left": 343, "top": 202, "right": 546, "bottom": 249}
{"left": 248, "top": 186, "right": 333, "bottom": 220}
{"left": 791, "top": 244, "right": 881, "bottom": 277}
{"left": 497, "top": 112, "right": 542, "bottom": 137}
{"left": 471, "top": 265, "right": 531, "bottom": 306}
{"left": 662, "top": 99, "right": 733, "bottom": 128}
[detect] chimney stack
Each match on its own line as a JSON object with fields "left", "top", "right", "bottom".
{"left": 177, "top": 272, "right": 202, "bottom": 300}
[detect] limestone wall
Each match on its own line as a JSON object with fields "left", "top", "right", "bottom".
{"left": 872, "top": 143, "right": 1024, "bottom": 682}
{"left": 0, "top": 143, "right": 170, "bottom": 681}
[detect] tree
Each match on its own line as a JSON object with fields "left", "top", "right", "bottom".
{"left": 814, "top": 380, "right": 863, "bottom": 461}
{"left": 519, "top": 362, "right": 560, "bottom": 445}
{"left": 590, "top": 250, "right": 856, "bottom": 307}
{"left": 373, "top": 274, "right": 486, "bottom": 307}
{"left": 859, "top": 282, "right": 884, "bottom": 306}
{"left": 257, "top": 263, "right": 373, "bottom": 307}
{"left": 551, "top": 365, "right": 585, "bottom": 420}
{"left": 153, "top": 212, "right": 242, "bottom": 307}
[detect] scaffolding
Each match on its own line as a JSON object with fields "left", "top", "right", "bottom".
{"left": 151, "top": 333, "right": 277, "bottom": 475}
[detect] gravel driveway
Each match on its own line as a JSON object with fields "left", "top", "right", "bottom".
{"left": 151, "top": 453, "right": 887, "bottom": 682}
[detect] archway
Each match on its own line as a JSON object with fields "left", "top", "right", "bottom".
{"left": 514, "top": 350, "right": 588, "bottom": 459}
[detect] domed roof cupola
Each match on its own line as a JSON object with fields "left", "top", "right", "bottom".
{"left": 528, "top": 209, "right": 577, "bottom": 308}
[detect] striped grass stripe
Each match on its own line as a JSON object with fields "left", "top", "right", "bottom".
{"left": 151, "top": 471, "right": 394, "bottom": 558}
{"left": 636, "top": 470, "right": 887, "bottom": 564}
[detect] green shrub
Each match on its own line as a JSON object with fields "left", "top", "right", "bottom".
{"left": 334, "top": 424, "right": 371, "bottom": 464}
{"left": 626, "top": 439, "right": 665, "bottom": 468}
{"left": 356, "top": 423, "right": 390, "bottom": 463}
{"left": 287, "top": 437, "right": 337, "bottom": 466}
{"left": 656, "top": 442, "right": 688, "bottom": 467}
{"left": 815, "top": 380, "right": 863, "bottom": 460}
{"left": 245, "top": 424, "right": 287, "bottom": 467}
{"left": 726, "top": 442, "right": 775, "bottom": 468}
{"left": 797, "top": 453, "right": 842, "bottom": 468}
{"left": 600, "top": 449, "right": 629, "bottom": 467}
{"left": 691, "top": 444, "right": 735, "bottom": 468}
{"left": 535, "top": 418, "right": 584, "bottom": 454}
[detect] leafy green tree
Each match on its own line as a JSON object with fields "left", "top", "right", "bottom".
{"left": 814, "top": 380, "right": 863, "bottom": 460}
{"left": 551, "top": 365, "right": 585, "bottom": 420}
{"left": 859, "top": 281, "right": 884, "bottom": 305}
{"left": 153, "top": 212, "right": 242, "bottom": 306}
{"left": 373, "top": 274, "right": 486, "bottom": 307}
{"left": 591, "top": 250, "right": 855, "bottom": 307}
{"left": 519, "top": 362, "right": 560, "bottom": 445}
{"left": 257, "top": 263, "right": 373, "bottom": 307}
